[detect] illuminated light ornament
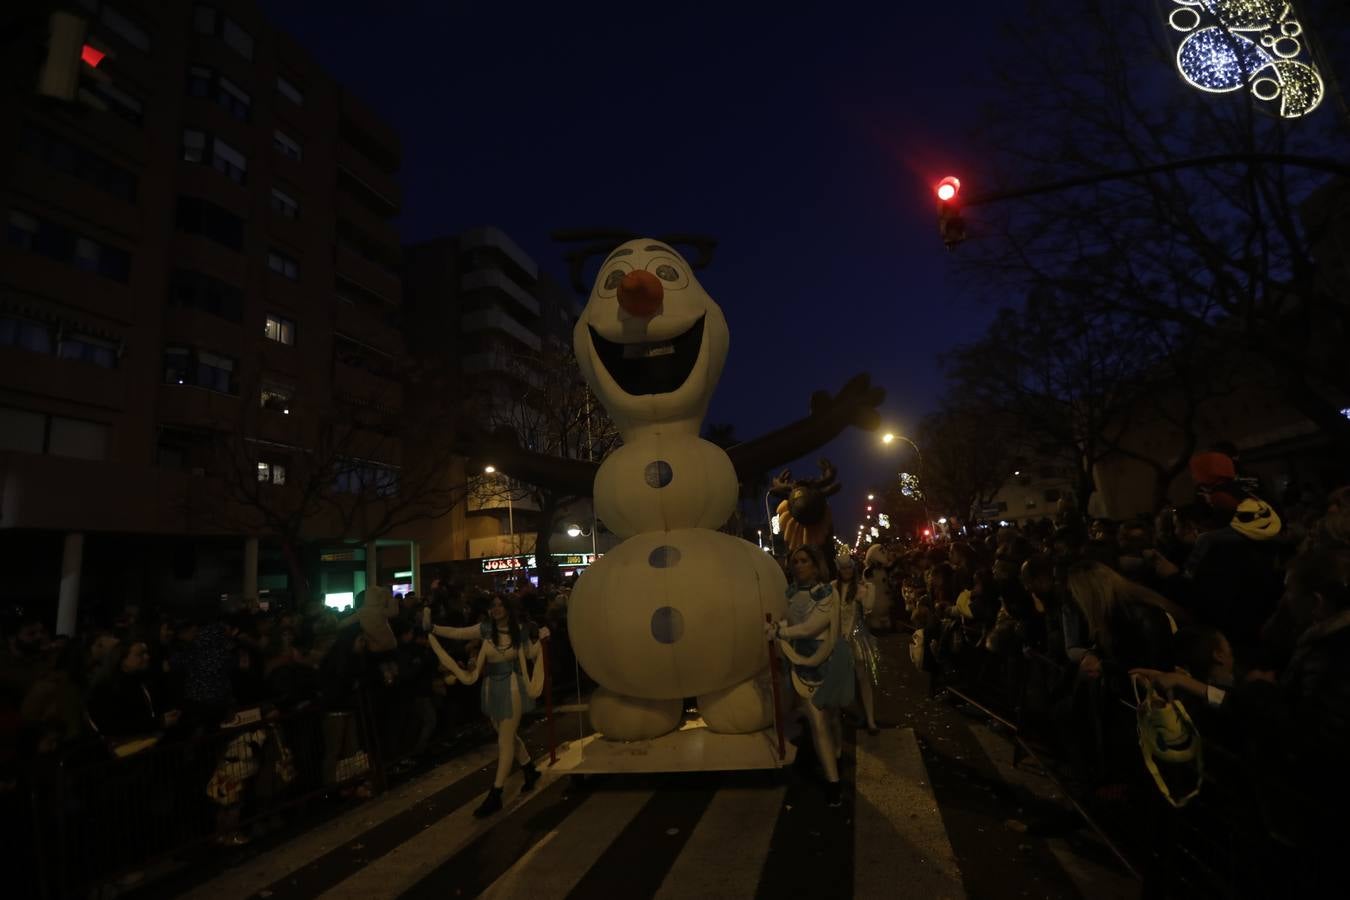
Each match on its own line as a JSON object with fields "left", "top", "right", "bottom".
{"left": 1167, "top": 0, "right": 1325, "bottom": 118}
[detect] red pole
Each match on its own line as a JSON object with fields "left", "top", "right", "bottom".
{"left": 543, "top": 636, "right": 556, "bottom": 765}
{"left": 765, "top": 613, "right": 786, "bottom": 761}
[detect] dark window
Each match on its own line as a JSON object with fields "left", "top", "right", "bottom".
{"left": 273, "top": 130, "right": 303, "bottom": 162}
{"left": 57, "top": 333, "right": 118, "bottom": 368}
{"left": 83, "top": 77, "right": 143, "bottom": 125}
{"left": 7, "top": 210, "right": 130, "bottom": 282}
{"left": 169, "top": 269, "right": 243, "bottom": 322}
{"left": 270, "top": 187, "right": 300, "bottom": 219}
{"left": 81, "top": 1, "right": 151, "bottom": 51}
{"left": 187, "top": 65, "right": 251, "bottom": 121}
{"left": 267, "top": 249, "right": 299, "bottom": 280}
{"left": 181, "top": 128, "right": 247, "bottom": 183}
{"left": 162, "top": 345, "right": 236, "bottom": 394}
{"left": 194, "top": 6, "right": 253, "bottom": 60}
{"left": 20, "top": 124, "right": 137, "bottom": 202}
{"left": 0, "top": 315, "right": 54, "bottom": 354}
{"left": 176, "top": 197, "right": 244, "bottom": 251}
{"left": 334, "top": 462, "right": 398, "bottom": 497}
{"left": 276, "top": 75, "right": 304, "bottom": 106}
{"left": 1043, "top": 489, "right": 1062, "bottom": 503}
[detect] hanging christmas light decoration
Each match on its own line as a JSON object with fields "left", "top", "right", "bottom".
{"left": 1166, "top": 0, "right": 1324, "bottom": 118}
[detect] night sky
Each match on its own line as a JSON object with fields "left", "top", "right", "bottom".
{"left": 263, "top": 1, "right": 1009, "bottom": 522}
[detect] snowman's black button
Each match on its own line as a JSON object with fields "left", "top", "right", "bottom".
{"left": 650, "top": 606, "right": 684, "bottom": 644}
{"left": 644, "top": 460, "right": 673, "bottom": 488}
{"left": 648, "top": 545, "right": 680, "bottom": 568}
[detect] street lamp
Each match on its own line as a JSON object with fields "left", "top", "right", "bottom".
{"left": 566, "top": 524, "right": 582, "bottom": 538}
{"left": 880, "top": 432, "right": 934, "bottom": 542}
{"left": 485, "top": 465, "right": 514, "bottom": 559}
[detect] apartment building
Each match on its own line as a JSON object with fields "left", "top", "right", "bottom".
{"left": 0, "top": 1, "right": 407, "bottom": 625}
{"left": 404, "top": 227, "right": 607, "bottom": 583}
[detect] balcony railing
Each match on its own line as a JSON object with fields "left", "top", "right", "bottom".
{"left": 460, "top": 308, "right": 540, "bottom": 351}
{"left": 460, "top": 269, "right": 541, "bottom": 316}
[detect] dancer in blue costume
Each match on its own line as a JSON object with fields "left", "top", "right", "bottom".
{"left": 836, "top": 554, "right": 881, "bottom": 735}
{"left": 767, "top": 544, "right": 855, "bottom": 807}
{"left": 430, "top": 595, "right": 549, "bottom": 817}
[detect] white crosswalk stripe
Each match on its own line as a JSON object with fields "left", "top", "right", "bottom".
{"left": 854, "top": 728, "right": 965, "bottom": 899}
{"left": 482, "top": 787, "right": 653, "bottom": 899}
{"left": 652, "top": 785, "right": 787, "bottom": 899}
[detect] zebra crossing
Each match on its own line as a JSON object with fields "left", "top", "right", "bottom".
{"left": 182, "top": 725, "right": 975, "bottom": 900}
{"left": 174, "top": 638, "right": 1139, "bottom": 900}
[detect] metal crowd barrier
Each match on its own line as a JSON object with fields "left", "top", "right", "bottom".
{"left": 25, "top": 690, "right": 385, "bottom": 899}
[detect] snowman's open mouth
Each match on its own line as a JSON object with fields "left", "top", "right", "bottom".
{"left": 589, "top": 316, "right": 704, "bottom": 396}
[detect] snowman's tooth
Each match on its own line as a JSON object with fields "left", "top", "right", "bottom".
{"left": 644, "top": 343, "right": 675, "bottom": 358}
{"left": 622, "top": 341, "right": 675, "bottom": 359}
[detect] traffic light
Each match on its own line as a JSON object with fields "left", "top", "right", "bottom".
{"left": 935, "top": 176, "right": 965, "bottom": 249}
{"left": 37, "top": 11, "right": 110, "bottom": 102}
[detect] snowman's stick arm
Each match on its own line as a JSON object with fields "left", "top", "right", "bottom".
{"left": 469, "top": 447, "right": 599, "bottom": 498}
{"left": 726, "top": 374, "right": 884, "bottom": 481}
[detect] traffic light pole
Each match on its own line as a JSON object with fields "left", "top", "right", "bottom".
{"left": 960, "top": 152, "right": 1350, "bottom": 208}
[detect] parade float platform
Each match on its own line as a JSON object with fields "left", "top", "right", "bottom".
{"left": 545, "top": 714, "right": 796, "bottom": 776}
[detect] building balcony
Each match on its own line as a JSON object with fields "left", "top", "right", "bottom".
{"left": 336, "top": 190, "right": 399, "bottom": 260}
{"left": 157, "top": 382, "right": 244, "bottom": 432}
{"left": 333, "top": 361, "right": 403, "bottom": 412}
{"left": 174, "top": 163, "right": 250, "bottom": 220}
{"left": 335, "top": 298, "right": 403, "bottom": 356}
{"left": 163, "top": 306, "right": 245, "bottom": 359}
{"left": 460, "top": 307, "right": 541, "bottom": 351}
{"left": 336, "top": 141, "right": 400, "bottom": 216}
{"left": 12, "top": 152, "right": 140, "bottom": 239}
{"left": 460, "top": 227, "right": 538, "bottom": 280}
{"left": 460, "top": 269, "right": 541, "bottom": 317}
{"left": 0, "top": 346, "right": 128, "bottom": 412}
{"left": 335, "top": 243, "right": 401, "bottom": 305}
{"left": 0, "top": 247, "right": 134, "bottom": 325}
{"left": 461, "top": 351, "right": 543, "bottom": 387}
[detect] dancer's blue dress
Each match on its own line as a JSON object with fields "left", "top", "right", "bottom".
{"left": 784, "top": 583, "right": 855, "bottom": 710}
{"left": 478, "top": 621, "right": 536, "bottom": 722}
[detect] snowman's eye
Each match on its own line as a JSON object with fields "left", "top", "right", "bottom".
{"left": 644, "top": 256, "right": 689, "bottom": 289}
{"left": 603, "top": 270, "right": 626, "bottom": 290}
{"left": 654, "top": 265, "right": 679, "bottom": 282}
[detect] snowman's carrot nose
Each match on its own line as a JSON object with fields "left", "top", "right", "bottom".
{"left": 617, "top": 270, "right": 663, "bottom": 318}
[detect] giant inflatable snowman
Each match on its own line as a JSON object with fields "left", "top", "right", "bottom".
{"left": 469, "top": 235, "right": 884, "bottom": 742}
{"left": 566, "top": 239, "right": 788, "bottom": 740}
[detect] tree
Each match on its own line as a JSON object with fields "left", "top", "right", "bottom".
{"left": 916, "top": 401, "right": 1019, "bottom": 521}
{"left": 957, "top": 1, "right": 1350, "bottom": 461}
{"left": 475, "top": 339, "right": 619, "bottom": 583}
{"left": 196, "top": 361, "right": 468, "bottom": 602}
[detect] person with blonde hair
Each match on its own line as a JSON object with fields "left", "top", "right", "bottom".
{"left": 1064, "top": 561, "right": 1184, "bottom": 689}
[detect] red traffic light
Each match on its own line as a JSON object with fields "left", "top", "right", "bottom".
{"left": 936, "top": 176, "right": 961, "bottom": 202}
{"left": 81, "top": 44, "right": 106, "bottom": 67}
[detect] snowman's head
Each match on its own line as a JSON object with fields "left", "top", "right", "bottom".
{"left": 573, "top": 239, "right": 729, "bottom": 434}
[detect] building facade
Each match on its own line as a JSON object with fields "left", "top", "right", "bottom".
{"left": 0, "top": 1, "right": 409, "bottom": 625}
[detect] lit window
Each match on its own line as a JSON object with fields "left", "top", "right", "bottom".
{"left": 163, "top": 346, "right": 191, "bottom": 384}
{"left": 270, "top": 187, "right": 299, "bottom": 219}
{"left": 267, "top": 250, "right": 299, "bottom": 280}
{"left": 277, "top": 75, "right": 304, "bottom": 106}
{"left": 256, "top": 461, "right": 286, "bottom": 484}
{"left": 260, "top": 382, "right": 292, "bottom": 413}
{"left": 264, "top": 313, "right": 295, "bottom": 345}
{"left": 273, "top": 129, "right": 303, "bottom": 162}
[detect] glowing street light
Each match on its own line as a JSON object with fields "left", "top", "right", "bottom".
{"left": 483, "top": 465, "right": 496, "bottom": 474}
{"left": 566, "top": 524, "right": 582, "bottom": 538}
{"left": 882, "top": 433, "right": 895, "bottom": 444}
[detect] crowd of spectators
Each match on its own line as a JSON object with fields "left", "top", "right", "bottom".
{"left": 0, "top": 571, "right": 576, "bottom": 875}
{"left": 865, "top": 469, "right": 1349, "bottom": 891}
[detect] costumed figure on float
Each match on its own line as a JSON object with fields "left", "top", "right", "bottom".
{"left": 428, "top": 595, "right": 548, "bottom": 816}
{"left": 464, "top": 232, "right": 883, "bottom": 758}
{"left": 770, "top": 461, "right": 840, "bottom": 564}
{"left": 835, "top": 553, "right": 880, "bottom": 735}
{"left": 863, "top": 542, "right": 896, "bottom": 631}
{"left": 768, "top": 544, "right": 855, "bottom": 806}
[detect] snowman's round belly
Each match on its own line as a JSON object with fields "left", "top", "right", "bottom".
{"left": 569, "top": 528, "right": 787, "bottom": 699}
{"left": 593, "top": 437, "right": 738, "bottom": 538}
